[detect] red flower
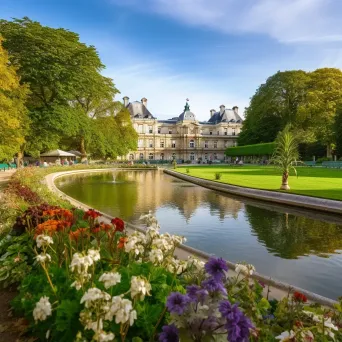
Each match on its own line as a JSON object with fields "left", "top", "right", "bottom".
{"left": 293, "top": 291, "right": 307, "bottom": 303}
{"left": 84, "top": 209, "right": 101, "bottom": 220}
{"left": 92, "top": 223, "right": 101, "bottom": 234}
{"left": 111, "top": 217, "right": 125, "bottom": 232}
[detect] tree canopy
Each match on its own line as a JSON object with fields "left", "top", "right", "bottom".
{"left": 238, "top": 68, "right": 342, "bottom": 155}
{"left": 0, "top": 35, "right": 29, "bottom": 161}
{"left": 0, "top": 17, "right": 136, "bottom": 159}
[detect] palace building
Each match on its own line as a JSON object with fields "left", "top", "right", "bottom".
{"left": 123, "top": 96, "right": 243, "bottom": 162}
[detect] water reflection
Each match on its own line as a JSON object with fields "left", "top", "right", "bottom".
{"left": 56, "top": 170, "right": 342, "bottom": 299}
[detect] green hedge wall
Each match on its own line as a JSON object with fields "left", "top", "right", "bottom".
{"left": 225, "top": 142, "right": 276, "bottom": 156}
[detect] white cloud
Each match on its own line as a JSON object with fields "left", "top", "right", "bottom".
{"left": 110, "top": 0, "right": 342, "bottom": 44}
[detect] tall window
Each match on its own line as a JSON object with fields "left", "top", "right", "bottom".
{"left": 213, "top": 153, "right": 217, "bottom": 160}
{"left": 214, "top": 141, "right": 218, "bottom": 148}
{"left": 149, "top": 153, "right": 154, "bottom": 160}
{"left": 232, "top": 128, "right": 236, "bottom": 136}
{"left": 190, "top": 152, "right": 195, "bottom": 161}
{"left": 171, "top": 140, "right": 176, "bottom": 148}
{"left": 217, "top": 131, "right": 219, "bottom": 135}
{"left": 169, "top": 129, "right": 172, "bottom": 134}
{"left": 139, "top": 153, "right": 144, "bottom": 160}
{"left": 149, "top": 139, "right": 153, "bottom": 148}
{"left": 160, "top": 153, "right": 164, "bottom": 160}
{"left": 158, "top": 127, "right": 161, "bottom": 134}
{"left": 148, "top": 126, "right": 153, "bottom": 133}
{"left": 209, "top": 131, "right": 213, "bottom": 135}
{"left": 129, "top": 154, "right": 134, "bottom": 160}
{"left": 189, "top": 139, "right": 195, "bottom": 148}
{"left": 204, "top": 153, "right": 208, "bottom": 160}
{"left": 138, "top": 125, "right": 143, "bottom": 133}
{"left": 224, "top": 128, "right": 227, "bottom": 136}
{"left": 138, "top": 139, "right": 144, "bottom": 148}
{"left": 160, "top": 140, "right": 164, "bottom": 148}
{"left": 204, "top": 141, "right": 209, "bottom": 148}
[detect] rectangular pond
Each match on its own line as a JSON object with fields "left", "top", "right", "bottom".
{"left": 55, "top": 169, "right": 342, "bottom": 300}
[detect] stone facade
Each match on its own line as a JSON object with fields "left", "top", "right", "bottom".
{"left": 123, "top": 96, "right": 243, "bottom": 162}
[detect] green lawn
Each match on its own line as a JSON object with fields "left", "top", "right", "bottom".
{"left": 176, "top": 165, "right": 342, "bottom": 201}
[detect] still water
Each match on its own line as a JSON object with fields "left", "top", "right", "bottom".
{"left": 56, "top": 170, "right": 342, "bottom": 299}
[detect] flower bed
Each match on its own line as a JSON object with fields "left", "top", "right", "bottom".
{"left": 0, "top": 168, "right": 342, "bottom": 341}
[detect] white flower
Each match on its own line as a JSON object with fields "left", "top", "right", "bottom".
{"left": 276, "top": 330, "right": 295, "bottom": 341}
{"left": 235, "top": 263, "right": 255, "bottom": 275}
{"left": 130, "top": 276, "right": 152, "bottom": 301}
{"left": 80, "top": 288, "right": 111, "bottom": 308}
{"left": 99, "top": 272, "right": 121, "bottom": 289}
{"left": 33, "top": 296, "right": 52, "bottom": 322}
{"left": 71, "top": 280, "right": 82, "bottom": 291}
{"left": 301, "top": 330, "right": 314, "bottom": 341}
{"left": 323, "top": 317, "right": 338, "bottom": 331}
{"left": 153, "top": 237, "right": 173, "bottom": 252}
{"left": 124, "top": 237, "right": 144, "bottom": 256}
{"left": 36, "top": 235, "right": 53, "bottom": 248}
{"left": 149, "top": 249, "right": 164, "bottom": 264}
{"left": 35, "top": 253, "right": 51, "bottom": 263}
{"left": 87, "top": 249, "right": 100, "bottom": 262}
{"left": 129, "top": 310, "right": 137, "bottom": 326}
{"left": 187, "top": 256, "right": 205, "bottom": 270}
{"left": 146, "top": 226, "right": 160, "bottom": 240}
{"left": 95, "top": 331, "right": 115, "bottom": 342}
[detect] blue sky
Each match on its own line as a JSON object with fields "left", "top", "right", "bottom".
{"left": 1, "top": 0, "right": 342, "bottom": 120}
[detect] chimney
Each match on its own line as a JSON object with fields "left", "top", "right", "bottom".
{"left": 123, "top": 96, "right": 129, "bottom": 107}
{"left": 141, "top": 97, "right": 148, "bottom": 107}
{"left": 210, "top": 109, "right": 216, "bottom": 117}
{"left": 232, "top": 106, "right": 239, "bottom": 115}
{"left": 220, "top": 105, "right": 225, "bottom": 115}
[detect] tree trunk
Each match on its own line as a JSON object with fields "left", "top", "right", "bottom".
{"left": 16, "top": 147, "right": 24, "bottom": 168}
{"left": 280, "top": 171, "right": 290, "bottom": 190}
{"left": 327, "top": 144, "right": 332, "bottom": 158}
{"left": 80, "top": 136, "right": 87, "bottom": 162}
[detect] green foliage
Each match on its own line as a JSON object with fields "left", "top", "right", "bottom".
{"left": 0, "top": 234, "right": 34, "bottom": 287}
{"left": 214, "top": 172, "right": 222, "bottom": 180}
{"left": 335, "top": 103, "right": 342, "bottom": 158}
{"left": 0, "top": 17, "right": 136, "bottom": 160}
{"left": 238, "top": 68, "right": 342, "bottom": 151}
{"left": 272, "top": 127, "right": 299, "bottom": 189}
{"left": 225, "top": 142, "right": 276, "bottom": 156}
{"left": 0, "top": 35, "right": 29, "bottom": 160}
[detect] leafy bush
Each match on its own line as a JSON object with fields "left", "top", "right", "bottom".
{"left": 186, "top": 168, "right": 190, "bottom": 174}
{"left": 316, "top": 157, "right": 333, "bottom": 163}
{"left": 215, "top": 172, "right": 222, "bottom": 180}
{"left": 225, "top": 142, "right": 276, "bottom": 157}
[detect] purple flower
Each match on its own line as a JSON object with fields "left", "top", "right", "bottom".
{"left": 186, "top": 285, "right": 208, "bottom": 304}
{"left": 205, "top": 257, "right": 228, "bottom": 280}
{"left": 202, "top": 277, "right": 227, "bottom": 295}
{"left": 159, "top": 324, "right": 179, "bottom": 342}
{"left": 166, "top": 292, "right": 190, "bottom": 315}
{"left": 219, "top": 300, "right": 254, "bottom": 342}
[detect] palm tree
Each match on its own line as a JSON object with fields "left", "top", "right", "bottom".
{"left": 272, "top": 127, "right": 299, "bottom": 190}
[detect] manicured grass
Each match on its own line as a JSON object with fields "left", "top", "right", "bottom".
{"left": 176, "top": 165, "right": 342, "bottom": 201}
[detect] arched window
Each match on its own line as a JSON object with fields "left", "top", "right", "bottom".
{"left": 129, "top": 154, "right": 134, "bottom": 160}
{"left": 189, "top": 139, "right": 195, "bottom": 148}
{"left": 160, "top": 153, "right": 164, "bottom": 160}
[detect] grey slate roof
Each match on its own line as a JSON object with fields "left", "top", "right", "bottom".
{"left": 126, "top": 101, "right": 155, "bottom": 119}
{"left": 208, "top": 109, "right": 243, "bottom": 124}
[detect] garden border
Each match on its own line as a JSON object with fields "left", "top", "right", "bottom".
{"left": 45, "top": 169, "right": 338, "bottom": 307}
{"left": 164, "top": 169, "right": 342, "bottom": 215}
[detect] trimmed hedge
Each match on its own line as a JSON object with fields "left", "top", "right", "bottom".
{"left": 225, "top": 142, "right": 276, "bottom": 156}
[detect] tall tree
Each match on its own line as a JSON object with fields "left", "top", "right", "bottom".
{"left": 0, "top": 17, "right": 124, "bottom": 159}
{"left": 0, "top": 36, "right": 29, "bottom": 161}
{"left": 238, "top": 70, "right": 310, "bottom": 145}
{"left": 238, "top": 68, "right": 342, "bottom": 155}
{"left": 335, "top": 103, "right": 342, "bottom": 158}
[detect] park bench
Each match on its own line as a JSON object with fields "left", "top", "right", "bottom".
{"left": 322, "top": 161, "right": 342, "bottom": 168}
{"left": 304, "top": 161, "right": 316, "bottom": 167}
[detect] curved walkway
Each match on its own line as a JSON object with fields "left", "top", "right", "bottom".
{"left": 164, "top": 169, "right": 342, "bottom": 215}
{"left": 45, "top": 169, "right": 338, "bottom": 307}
